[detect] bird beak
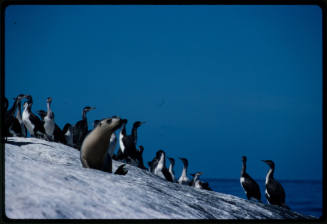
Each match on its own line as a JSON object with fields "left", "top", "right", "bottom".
{"left": 141, "top": 121, "right": 146, "bottom": 124}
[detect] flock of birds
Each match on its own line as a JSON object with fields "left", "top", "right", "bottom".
{"left": 3, "top": 93, "right": 288, "bottom": 208}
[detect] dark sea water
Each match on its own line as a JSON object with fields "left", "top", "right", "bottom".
{"left": 205, "top": 179, "right": 323, "bottom": 218}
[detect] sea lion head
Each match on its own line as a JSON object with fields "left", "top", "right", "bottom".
{"left": 96, "top": 116, "right": 124, "bottom": 134}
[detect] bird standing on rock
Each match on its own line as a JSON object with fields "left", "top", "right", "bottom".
{"left": 240, "top": 156, "right": 261, "bottom": 201}
{"left": 178, "top": 157, "right": 190, "bottom": 185}
{"left": 262, "top": 160, "right": 288, "bottom": 208}
{"left": 22, "top": 95, "right": 46, "bottom": 139}
{"left": 73, "top": 106, "right": 95, "bottom": 150}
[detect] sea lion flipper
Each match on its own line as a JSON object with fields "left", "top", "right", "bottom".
{"left": 114, "top": 164, "right": 128, "bottom": 175}
{"left": 81, "top": 156, "right": 90, "bottom": 168}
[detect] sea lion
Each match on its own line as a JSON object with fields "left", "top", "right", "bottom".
{"left": 80, "top": 116, "right": 125, "bottom": 173}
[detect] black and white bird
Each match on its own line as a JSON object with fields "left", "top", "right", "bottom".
{"left": 73, "top": 106, "right": 95, "bottom": 149}
{"left": 62, "top": 123, "right": 74, "bottom": 147}
{"left": 5, "top": 94, "right": 26, "bottom": 137}
{"left": 178, "top": 157, "right": 190, "bottom": 185}
{"left": 240, "top": 156, "right": 261, "bottom": 201}
{"left": 130, "top": 121, "right": 146, "bottom": 145}
{"left": 116, "top": 119, "right": 139, "bottom": 164}
{"left": 148, "top": 150, "right": 162, "bottom": 173}
{"left": 137, "top": 145, "right": 146, "bottom": 170}
{"left": 37, "top": 110, "right": 66, "bottom": 144}
{"left": 116, "top": 120, "right": 145, "bottom": 160}
{"left": 43, "top": 97, "right": 55, "bottom": 141}
{"left": 262, "top": 160, "right": 288, "bottom": 207}
{"left": 22, "top": 95, "right": 46, "bottom": 138}
{"left": 115, "top": 119, "right": 128, "bottom": 160}
{"left": 153, "top": 150, "right": 173, "bottom": 182}
{"left": 190, "top": 172, "right": 212, "bottom": 191}
{"left": 168, "top": 157, "right": 176, "bottom": 182}
{"left": 15, "top": 98, "right": 27, "bottom": 137}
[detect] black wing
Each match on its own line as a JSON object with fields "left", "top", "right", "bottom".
{"left": 266, "top": 179, "right": 285, "bottom": 205}
{"left": 136, "top": 151, "right": 146, "bottom": 170}
{"left": 122, "top": 135, "right": 138, "bottom": 160}
{"left": 29, "top": 112, "right": 45, "bottom": 134}
{"left": 200, "top": 181, "right": 212, "bottom": 191}
{"left": 73, "top": 120, "right": 88, "bottom": 148}
{"left": 10, "top": 118, "right": 22, "bottom": 136}
{"left": 162, "top": 167, "right": 173, "bottom": 182}
{"left": 114, "top": 164, "right": 128, "bottom": 175}
{"left": 62, "top": 123, "right": 71, "bottom": 134}
{"left": 54, "top": 124, "right": 66, "bottom": 144}
{"left": 241, "top": 173, "right": 261, "bottom": 201}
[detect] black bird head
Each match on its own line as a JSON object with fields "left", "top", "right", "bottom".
{"left": 83, "top": 106, "right": 96, "bottom": 112}
{"left": 37, "top": 110, "right": 47, "bottom": 119}
{"left": 14, "top": 94, "right": 27, "bottom": 102}
{"left": 191, "top": 172, "right": 203, "bottom": 177}
{"left": 179, "top": 157, "right": 188, "bottom": 167}
{"left": 62, "top": 123, "right": 72, "bottom": 133}
{"left": 156, "top": 150, "right": 164, "bottom": 159}
{"left": 25, "top": 95, "right": 33, "bottom": 104}
{"left": 262, "top": 160, "right": 275, "bottom": 169}
{"left": 133, "top": 121, "right": 146, "bottom": 128}
{"left": 168, "top": 157, "right": 175, "bottom": 166}
{"left": 118, "top": 119, "right": 127, "bottom": 127}
{"left": 46, "top": 97, "right": 52, "bottom": 103}
{"left": 242, "top": 156, "right": 247, "bottom": 162}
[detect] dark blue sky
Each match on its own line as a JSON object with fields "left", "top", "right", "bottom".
{"left": 5, "top": 5, "right": 322, "bottom": 180}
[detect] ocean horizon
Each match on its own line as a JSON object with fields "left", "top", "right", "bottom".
{"left": 203, "top": 178, "right": 322, "bottom": 218}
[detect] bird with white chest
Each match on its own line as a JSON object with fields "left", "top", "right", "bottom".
{"left": 153, "top": 150, "right": 173, "bottom": 182}
{"left": 43, "top": 97, "right": 55, "bottom": 141}
{"left": 262, "top": 160, "right": 288, "bottom": 208}
{"left": 178, "top": 157, "right": 190, "bottom": 185}
{"left": 168, "top": 157, "right": 176, "bottom": 182}
{"left": 240, "top": 156, "right": 261, "bottom": 201}
{"left": 22, "top": 95, "right": 46, "bottom": 139}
